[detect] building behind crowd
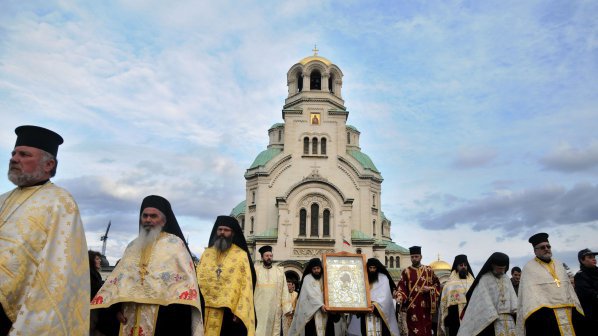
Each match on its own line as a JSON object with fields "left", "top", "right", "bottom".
{"left": 230, "top": 49, "right": 409, "bottom": 281}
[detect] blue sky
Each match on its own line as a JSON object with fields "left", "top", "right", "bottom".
{"left": 1, "top": 0, "right": 597, "bottom": 273}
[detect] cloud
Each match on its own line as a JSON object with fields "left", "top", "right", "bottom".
{"left": 539, "top": 142, "right": 598, "bottom": 173}
{"left": 452, "top": 147, "right": 498, "bottom": 169}
{"left": 418, "top": 183, "right": 598, "bottom": 235}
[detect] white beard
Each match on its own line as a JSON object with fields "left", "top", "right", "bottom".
{"left": 135, "top": 226, "right": 162, "bottom": 251}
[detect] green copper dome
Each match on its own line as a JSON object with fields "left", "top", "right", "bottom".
{"left": 347, "top": 150, "right": 380, "bottom": 173}
{"left": 230, "top": 200, "right": 246, "bottom": 217}
{"left": 249, "top": 148, "right": 282, "bottom": 169}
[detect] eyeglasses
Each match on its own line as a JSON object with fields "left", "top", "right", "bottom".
{"left": 534, "top": 244, "right": 551, "bottom": 250}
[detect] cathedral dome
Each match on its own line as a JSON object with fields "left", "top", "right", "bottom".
{"left": 429, "top": 257, "right": 451, "bottom": 271}
{"left": 298, "top": 55, "right": 332, "bottom": 66}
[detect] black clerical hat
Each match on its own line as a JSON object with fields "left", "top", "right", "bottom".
{"left": 528, "top": 232, "right": 549, "bottom": 246}
{"left": 14, "top": 125, "right": 64, "bottom": 157}
{"left": 409, "top": 246, "right": 421, "bottom": 255}
{"left": 258, "top": 245, "right": 272, "bottom": 255}
{"left": 454, "top": 254, "right": 468, "bottom": 265}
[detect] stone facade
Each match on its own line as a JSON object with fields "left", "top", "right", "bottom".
{"left": 231, "top": 51, "right": 408, "bottom": 279}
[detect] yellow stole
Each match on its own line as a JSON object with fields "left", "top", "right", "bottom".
{"left": 197, "top": 244, "right": 255, "bottom": 336}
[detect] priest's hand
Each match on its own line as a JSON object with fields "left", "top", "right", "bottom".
{"left": 421, "top": 285, "right": 431, "bottom": 293}
{"left": 232, "top": 315, "right": 241, "bottom": 323}
{"left": 116, "top": 311, "right": 127, "bottom": 324}
{"left": 368, "top": 305, "right": 375, "bottom": 313}
{"left": 321, "top": 305, "right": 327, "bottom": 313}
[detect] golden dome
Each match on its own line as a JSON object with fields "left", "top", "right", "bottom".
{"left": 298, "top": 55, "right": 332, "bottom": 66}
{"left": 429, "top": 256, "right": 451, "bottom": 271}
{"left": 298, "top": 45, "right": 332, "bottom": 66}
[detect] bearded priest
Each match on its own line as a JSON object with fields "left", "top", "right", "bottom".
{"left": 91, "top": 195, "right": 203, "bottom": 336}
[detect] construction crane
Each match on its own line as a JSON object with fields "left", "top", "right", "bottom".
{"left": 100, "top": 221, "right": 111, "bottom": 256}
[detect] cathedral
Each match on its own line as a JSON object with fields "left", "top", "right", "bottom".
{"left": 230, "top": 49, "right": 409, "bottom": 281}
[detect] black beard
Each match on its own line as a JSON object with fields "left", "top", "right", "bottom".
{"left": 312, "top": 272, "right": 321, "bottom": 280}
{"left": 263, "top": 260, "right": 272, "bottom": 267}
{"left": 211, "top": 235, "right": 233, "bottom": 252}
{"left": 458, "top": 269, "right": 468, "bottom": 279}
{"left": 368, "top": 271, "right": 379, "bottom": 283}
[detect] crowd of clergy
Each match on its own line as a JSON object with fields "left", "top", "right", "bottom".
{"left": 1, "top": 125, "right": 597, "bottom": 336}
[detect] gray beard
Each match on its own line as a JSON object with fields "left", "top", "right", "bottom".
{"left": 8, "top": 166, "right": 46, "bottom": 187}
{"left": 212, "top": 236, "right": 233, "bottom": 252}
{"left": 136, "top": 226, "right": 162, "bottom": 251}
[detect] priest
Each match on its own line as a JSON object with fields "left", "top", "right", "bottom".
{"left": 396, "top": 246, "right": 440, "bottom": 336}
{"left": 91, "top": 195, "right": 203, "bottom": 335}
{"left": 254, "top": 245, "right": 292, "bottom": 336}
{"left": 348, "top": 258, "right": 400, "bottom": 336}
{"left": 196, "top": 215, "right": 256, "bottom": 336}
{"left": 0, "top": 125, "right": 89, "bottom": 336}
{"left": 517, "top": 232, "right": 584, "bottom": 335}
{"left": 437, "top": 254, "right": 475, "bottom": 336}
{"left": 457, "top": 252, "right": 517, "bottom": 336}
{"left": 288, "top": 258, "right": 335, "bottom": 336}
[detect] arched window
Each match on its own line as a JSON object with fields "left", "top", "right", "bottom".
{"left": 240, "top": 216, "right": 245, "bottom": 230}
{"left": 323, "top": 209, "right": 330, "bottom": 236}
{"left": 390, "top": 256, "right": 394, "bottom": 268}
{"left": 310, "top": 203, "right": 319, "bottom": 237}
{"left": 310, "top": 70, "right": 321, "bottom": 90}
{"left": 303, "top": 137, "right": 309, "bottom": 154}
{"left": 321, "top": 138, "right": 327, "bottom": 155}
{"left": 250, "top": 217, "right": 254, "bottom": 234}
{"left": 372, "top": 220, "right": 376, "bottom": 236}
{"left": 347, "top": 132, "right": 351, "bottom": 144}
{"left": 278, "top": 130, "right": 281, "bottom": 141}
{"left": 252, "top": 191, "right": 255, "bottom": 204}
{"left": 297, "top": 73, "right": 303, "bottom": 92}
{"left": 395, "top": 256, "right": 400, "bottom": 269}
{"left": 381, "top": 222, "right": 385, "bottom": 236}
{"left": 329, "top": 74, "right": 334, "bottom": 93}
{"left": 299, "top": 209, "right": 306, "bottom": 236}
{"left": 312, "top": 137, "right": 318, "bottom": 154}
{"left": 373, "top": 194, "right": 376, "bottom": 207}
{"left": 385, "top": 256, "right": 388, "bottom": 267}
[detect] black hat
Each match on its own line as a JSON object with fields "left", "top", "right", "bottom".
{"left": 258, "top": 245, "right": 272, "bottom": 255}
{"left": 213, "top": 215, "right": 239, "bottom": 229}
{"left": 409, "top": 246, "right": 422, "bottom": 255}
{"left": 528, "top": 232, "right": 549, "bottom": 246}
{"left": 454, "top": 254, "right": 468, "bottom": 266}
{"left": 578, "top": 248, "right": 598, "bottom": 262}
{"left": 15, "top": 125, "right": 64, "bottom": 157}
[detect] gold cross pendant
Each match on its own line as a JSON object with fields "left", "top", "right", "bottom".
{"left": 216, "top": 265, "right": 223, "bottom": 279}
{"left": 554, "top": 278, "right": 561, "bottom": 287}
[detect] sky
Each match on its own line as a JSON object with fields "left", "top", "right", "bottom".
{"left": 1, "top": 0, "right": 597, "bottom": 274}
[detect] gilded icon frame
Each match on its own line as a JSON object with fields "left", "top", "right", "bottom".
{"left": 322, "top": 252, "right": 371, "bottom": 312}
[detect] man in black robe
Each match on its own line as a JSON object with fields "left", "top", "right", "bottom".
{"left": 574, "top": 248, "right": 598, "bottom": 335}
